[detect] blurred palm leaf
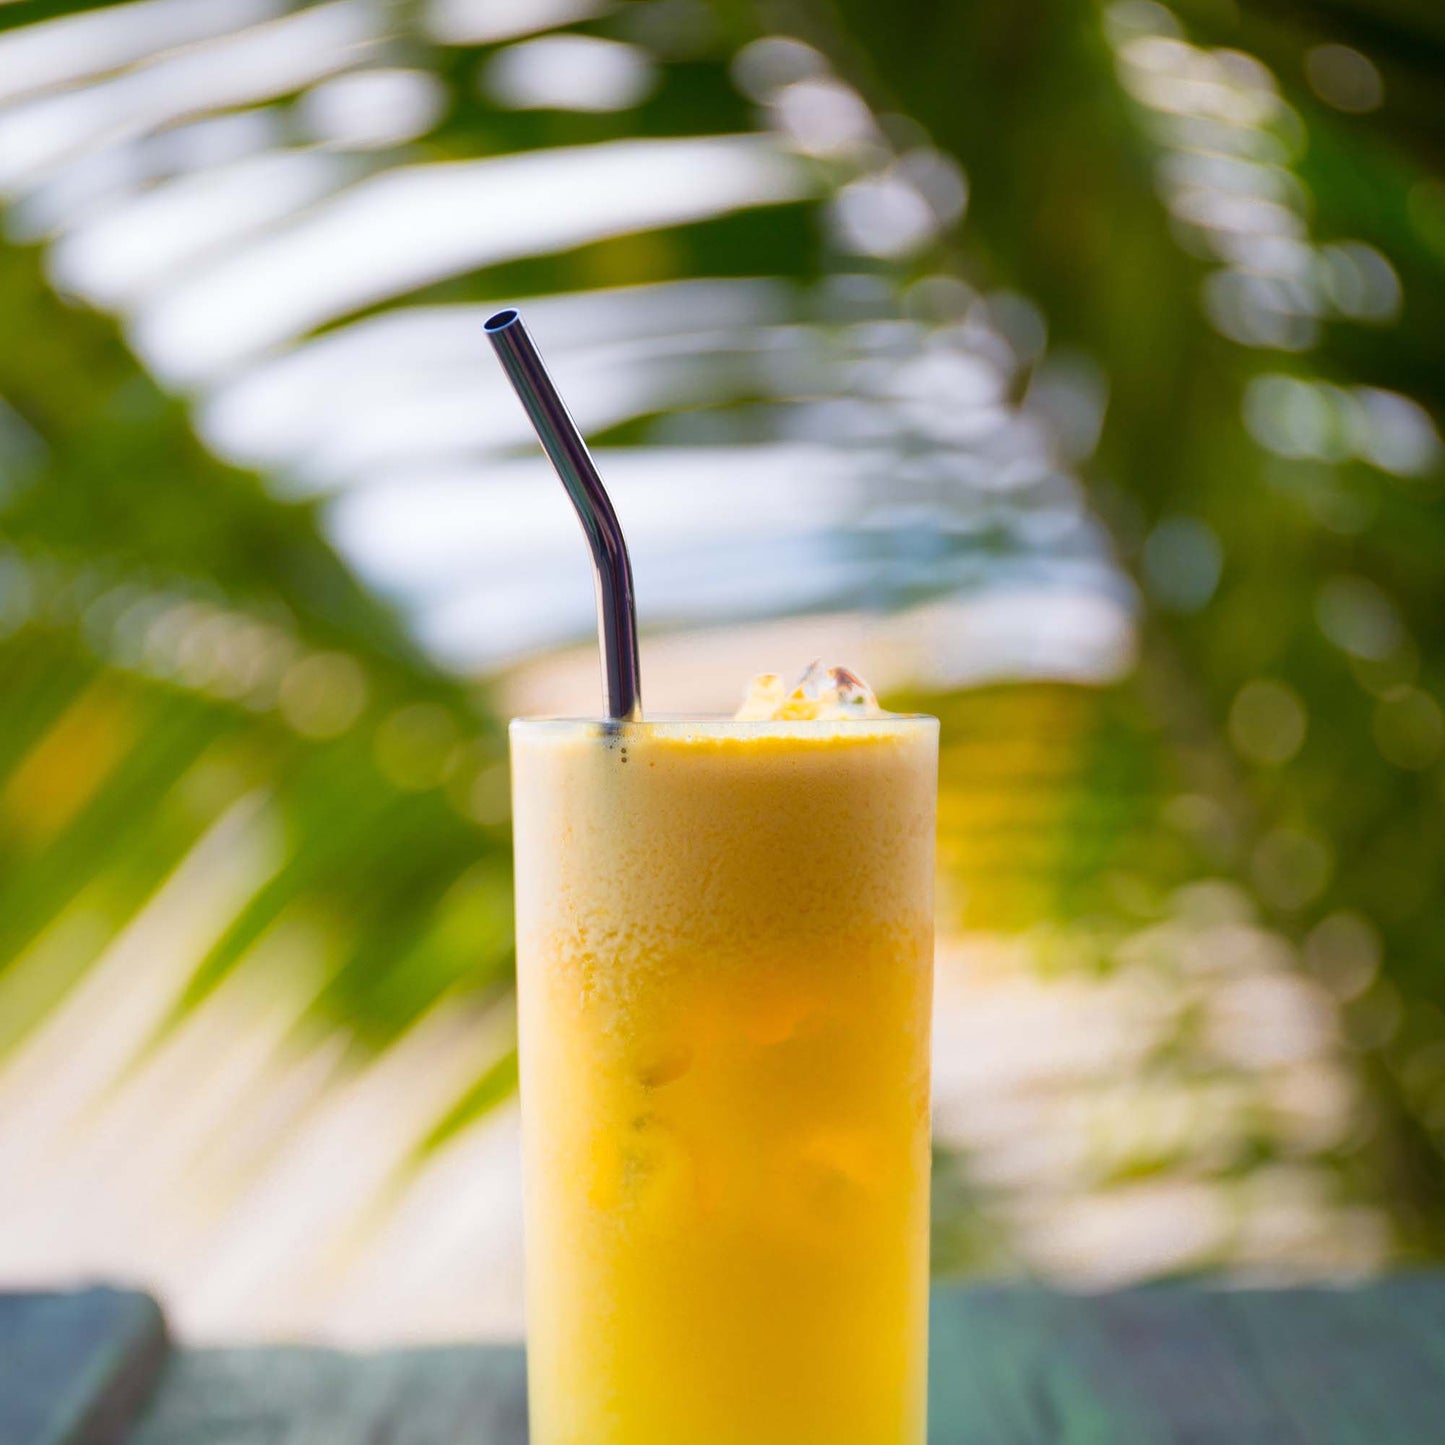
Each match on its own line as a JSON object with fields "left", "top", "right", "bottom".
{"left": 822, "top": 0, "right": 1445, "bottom": 1236}
{"left": 1, "top": 0, "right": 1443, "bottom": 1333}
{"left": 0, "top": 0, "right": 1116, "bottom": 1334}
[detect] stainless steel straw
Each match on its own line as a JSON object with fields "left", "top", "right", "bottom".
{"left": 484, "top": 308, "right": 642, "bottom": 721}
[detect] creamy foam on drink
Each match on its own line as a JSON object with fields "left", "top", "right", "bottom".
{"left": 735, "top": 660, "right": 885, "bottom": 720}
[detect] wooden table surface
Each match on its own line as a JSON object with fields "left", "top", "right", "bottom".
{"left": 14, "top": 1278, "right": 1445, "bottom": 1444}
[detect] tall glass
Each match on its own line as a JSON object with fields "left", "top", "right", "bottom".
{"left": 510, "top": 715, "right": 938, "bottom": 1445}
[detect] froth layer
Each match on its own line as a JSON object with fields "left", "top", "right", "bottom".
{"left": 511, "top": 718, "right": 938, "bottom": 970}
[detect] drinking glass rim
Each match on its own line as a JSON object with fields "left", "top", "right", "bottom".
{"left": 510, "top": 713, "right": 938, "bottom": 735}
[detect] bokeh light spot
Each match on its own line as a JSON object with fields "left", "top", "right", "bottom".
{"left": 1142, "top": 515, "right": 1222, "bottom": 613}
{"left": 374, "top": 702, "right": 461, "bottom": 789}
{"left": 1104, "top": 0, "right": 1183, "bottom": 44}
{"left": 1350, "top": 388, "right": 1442, "bottom": 478}
{"left": 278, "top": 651, "right": 368, "bottom": 738}
{"left": 482, "top": 35, "right": 656, "bottom": 113}
{"left": 1204, "top": 269, "right": 1318, "bottom": 351}
{"left": 1162, "top": 794, "right": 1238, "bottom": 860}
{"left": 1244, "top": 375, "right": 1338, "bottom": 457}
{"left": 1348, "top": 636, "right": 1420, "bottom": 699}
{"left": 1305, "top": 912, "right": 1382, "bottom": 1001}
{"left": 1319, "top": 243, "right": 1400, "bottom": 322}
{"left": 1304, "top": 44, "right": 1384, "bottom": 115}
{"left": 1229, "top": 678, "right": 1307, "bottom": 765}
{"left": 1251, "top": 827, "right": 1332, "bottom": 910}
{"left": 730, "top": 35, "right": 826, "bottom": 103}
{"left": 770, "top": 77, "right": 879, "bottom": 159}
{"left": 1315, "top": 574, "right": 1402, "bottom": 660}
{"left": 465, "top": 760, "right": 512, "bottom": 825}
{"left": 897, "top": 147, "right": 968, "bottom": 225}
{"left": 1344, "top": 982, "right": 1403, "bottom": 1049}
{"left": 830, "top": 169, "right": 940, "bottom": 258}
{"left": 300, "top": 69, "right": 447, "bottom": 151}
{"left": 1373, "top": 688, "right": 1445, "bottom": 771}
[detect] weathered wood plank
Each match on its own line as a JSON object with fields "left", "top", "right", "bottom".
{"left": 929, "top": 1279, "right": 1445, "bottom": 1443}
{"left": 929, "top": 1286, "right": 1169, "bottom": 1444}
{"left": 127, "top": 1344, "right": 528, "bottom": 1445}
{"left": 124, "top": 1280, "right": 1445, "bottom": 1444}
{"left": 1210, "top": 1282, "right": 1445, "bottom": 1443}
{"left": 0, "top": 1287, "right": 168, "bottom": 1445}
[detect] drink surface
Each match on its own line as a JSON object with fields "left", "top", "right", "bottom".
{"left": 511, "top": 717, "right": 938, "bottom": 1445}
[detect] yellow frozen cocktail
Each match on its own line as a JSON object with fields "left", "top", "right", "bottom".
{"left": 511, "top": 668, "right": 938, "bottom": 1445}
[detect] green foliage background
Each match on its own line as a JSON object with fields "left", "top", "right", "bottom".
{"left": 2, "top": 0, "right": 1443, "bottom": 1277}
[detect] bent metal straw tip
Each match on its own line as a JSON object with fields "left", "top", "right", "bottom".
{"left": 485, "top": 308, "right": 642, "bottom": 722}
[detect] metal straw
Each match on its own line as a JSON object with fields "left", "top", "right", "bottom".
{"left": 484, "top": 308, "right": 643, "bottom": 721}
